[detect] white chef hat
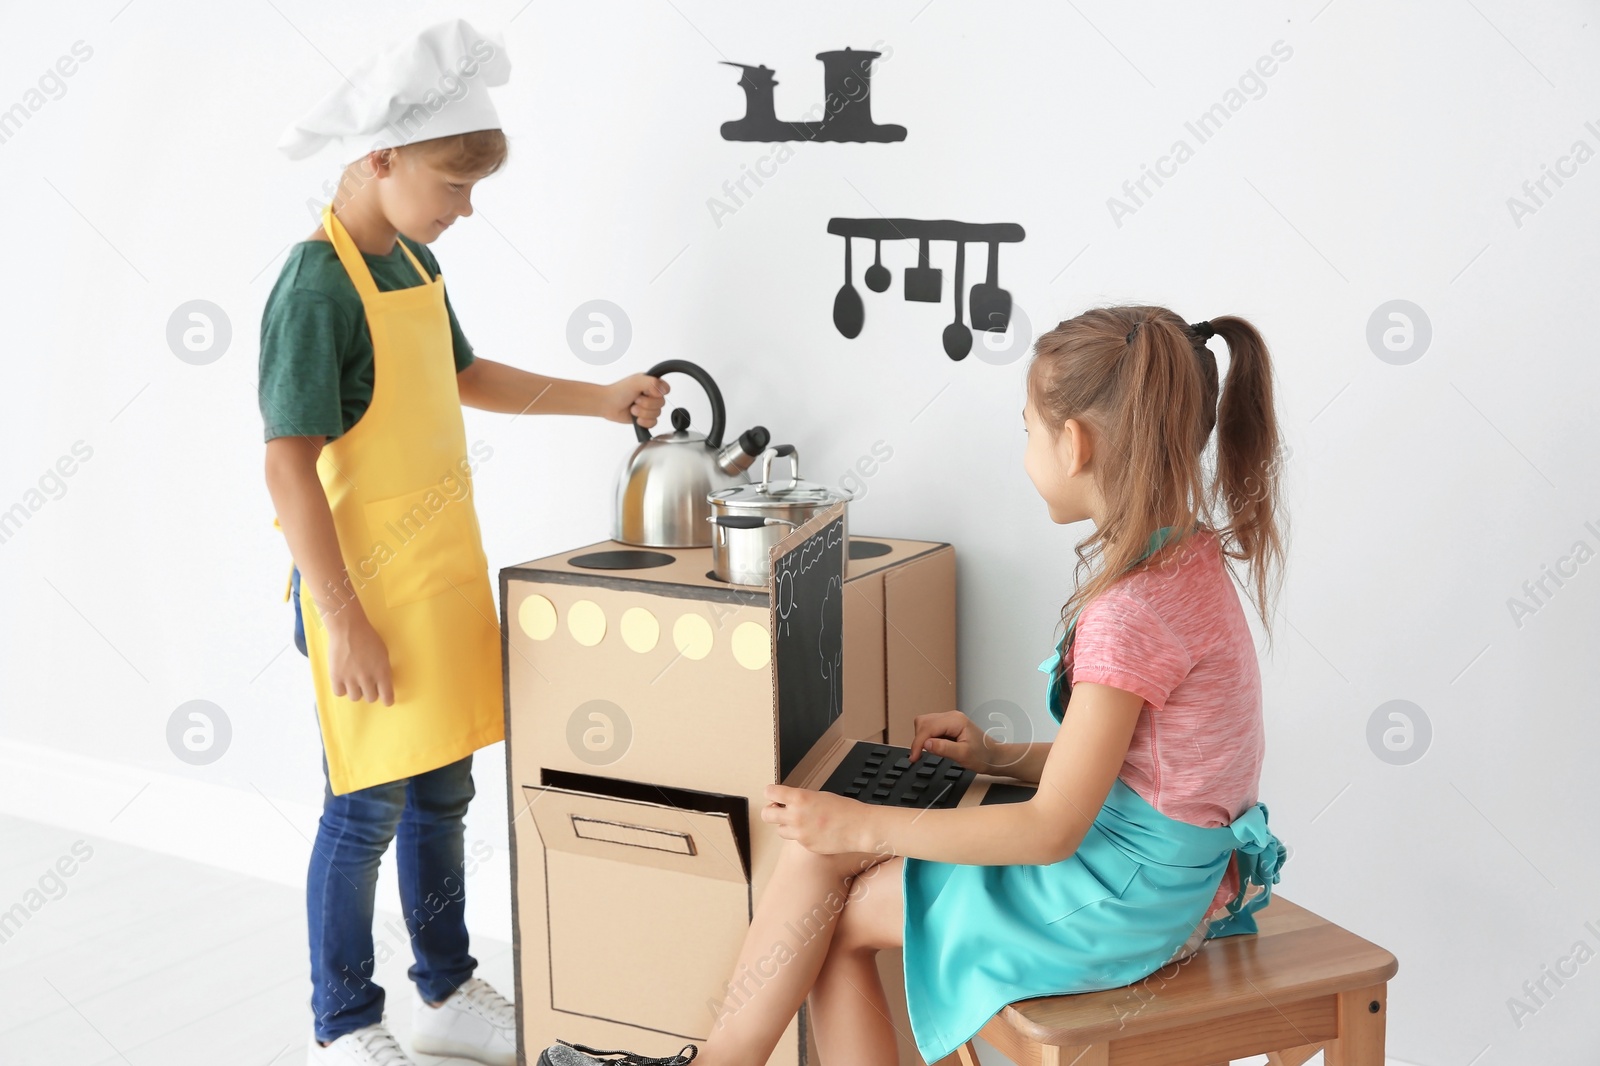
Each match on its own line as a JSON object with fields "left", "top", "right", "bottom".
{"left": 277, "top": 18, "right": 511, "bottom": 164}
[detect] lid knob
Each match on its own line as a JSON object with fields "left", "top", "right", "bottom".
{"left": 670, "top": 407, "right": 691, "bottom": 432}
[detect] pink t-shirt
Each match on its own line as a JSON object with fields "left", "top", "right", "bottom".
{"left": 1064, "top": 527, "right": 1264, "bottom": 919}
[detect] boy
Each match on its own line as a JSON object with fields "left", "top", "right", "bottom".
{"left": 261, "top": 20, "right": 666, "bottom": 1066}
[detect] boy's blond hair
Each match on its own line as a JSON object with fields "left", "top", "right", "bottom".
{"left": 400, "top": 128, "right": 509, "bottom": 177}
{"left": 343, "top": 128, "right": 509, "bottom": 185}
{"left": 328, "top": 129, "right": 508, "bottom": 212}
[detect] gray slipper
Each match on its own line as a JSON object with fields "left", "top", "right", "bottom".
{"left": 537, "top": 1038, "right": 698, "bottom": 1066}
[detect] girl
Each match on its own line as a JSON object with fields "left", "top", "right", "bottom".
{"left": 537, "top": 305, "right": 1290, "bottom": 1066}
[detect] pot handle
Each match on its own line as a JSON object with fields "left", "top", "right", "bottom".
{"left": 634, "top": 360, "right": 727, "bottom": 448}
{"left": 706, "top": 515, "right": 797, "bottom": 530}
{"left": 759, "top": 444, "right": 799, "bottom": 490}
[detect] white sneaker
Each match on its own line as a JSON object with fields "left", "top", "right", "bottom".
{"left": 411, "top": 976, "right": 517, "bottom": 1066}
{"left": 308, "top": 1018, "right": 417, "bottom": 1065}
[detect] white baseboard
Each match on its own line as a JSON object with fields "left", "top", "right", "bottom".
{"left": 0, "top": 737, "right": 513, "bottom": 943}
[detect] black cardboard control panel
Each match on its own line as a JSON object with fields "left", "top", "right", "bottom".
{"left": 817, "top": 740, "right": 974, "bottom": 809}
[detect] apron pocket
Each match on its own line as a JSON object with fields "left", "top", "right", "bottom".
{"left": 361, "top": 484, "right": 486, "bottom": 610}
{"left": 1038, "top": 823, "right": 1143, "bottom": 924}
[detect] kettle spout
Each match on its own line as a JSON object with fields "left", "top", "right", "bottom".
{"left": 717, "top": 425, "right": 771, "bottom": 476}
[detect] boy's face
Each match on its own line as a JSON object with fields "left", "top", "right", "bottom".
{"left": 368, "top": 146, "right": 484, "bottom": 243}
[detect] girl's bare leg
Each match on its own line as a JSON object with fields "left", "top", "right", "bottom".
{"left": 807, "top": 856, "right": 906, "bottom": 1066}
{"left": 695, "top": 840, "right": 891, "bottom": 1066}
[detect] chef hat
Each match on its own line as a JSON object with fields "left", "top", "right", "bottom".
{"left": 277, "top": 18, "right": 511, "bottom": 163}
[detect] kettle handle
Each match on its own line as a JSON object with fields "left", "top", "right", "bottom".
{"left": 633, "top": 360, "right": 726, "bottom": 448}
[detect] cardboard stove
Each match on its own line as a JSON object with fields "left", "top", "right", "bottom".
{"left": 501, "top": 505, "right": 1024, "bottom": 1066}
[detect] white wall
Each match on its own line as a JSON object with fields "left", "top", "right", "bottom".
{"left": 2, "top": 1, "right": 1597, "bottom": 1061}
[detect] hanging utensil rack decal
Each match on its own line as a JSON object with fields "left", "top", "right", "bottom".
{"left": 826, "top": 218, "right": 1025, "bottom": 360}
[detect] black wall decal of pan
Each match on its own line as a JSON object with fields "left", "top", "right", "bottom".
{"left": 721, "top": 48, "right": 905, "bottom": 143}
{"left": 827, "top": 218, "right": 1025, "bottom": 360}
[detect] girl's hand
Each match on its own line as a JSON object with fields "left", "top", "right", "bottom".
{"left": 600, "top": 374, "right": 669, "bottom": 428}
{"left": 909, "top": 710, "right": 999, "bottom": 775}
{"left": 762, "top": 785, "right": 867, "bottom": 855}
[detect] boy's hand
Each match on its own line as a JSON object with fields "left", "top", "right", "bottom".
{"left": 326, "top": 613, "right": 395, "bottom": 706}
{"left": 600, "top": 374, "right": 669, "bottom": 428}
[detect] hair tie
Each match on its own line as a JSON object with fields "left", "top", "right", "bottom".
{"left": 1189, "top": 320, "right": 1216, "bottom": 340}
{"left": 1125, "top": 322, "right": 1141, "bottom": 345}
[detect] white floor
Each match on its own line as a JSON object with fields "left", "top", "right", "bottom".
{"left": 0, "top": 814, "right": 513, "bottom": 1066}
{"left": 0, "top": 813, "right": 1408, "bottom": 1066}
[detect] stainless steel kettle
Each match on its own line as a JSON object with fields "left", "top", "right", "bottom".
{"left": 614, "top": 360, "right": 771, "bottom": 548}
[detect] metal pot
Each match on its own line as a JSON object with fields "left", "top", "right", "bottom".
{"left": 706, "top": 445, "right": 853, "bottom": 586}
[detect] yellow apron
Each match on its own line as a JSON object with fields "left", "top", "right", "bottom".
{"left": 272, "top": 204, "right": 504, "bottom": 795}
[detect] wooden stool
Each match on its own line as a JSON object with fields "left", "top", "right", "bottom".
{"left": 948, "top": 894, "right": 1398, "bottom": 1066}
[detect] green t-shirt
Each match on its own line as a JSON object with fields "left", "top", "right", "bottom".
{"left": 257, "top": 235, "right": 475, "bottom": 442}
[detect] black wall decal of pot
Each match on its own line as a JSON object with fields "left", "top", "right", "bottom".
{"left": 826, "top": 218, "right": 1026, "bottom": 359}
{"left": 721, "top": 48, "right": 906, "bottom": 143}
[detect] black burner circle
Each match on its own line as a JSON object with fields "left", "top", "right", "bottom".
{"left": 569, "top": 550, "right": 676, "bottom": 570}
{"left": 848, "top": 539, "right": 892, "bottom": 560}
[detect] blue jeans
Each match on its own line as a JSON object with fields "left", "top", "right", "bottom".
{"left": 292, "top": 563, "right": 307, "bottom": 657}
{"left": 294, "top": 567, "right": 479, "bottom": 1042}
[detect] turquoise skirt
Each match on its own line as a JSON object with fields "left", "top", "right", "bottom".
{"left": 900, "top": 776, "right": 1287, "bottom": 1063}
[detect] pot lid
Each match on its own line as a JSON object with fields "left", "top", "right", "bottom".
{"left": 707, "top": 444, "right": 851, "bottom": 509}
{"left": 709, "top": 479, "right": 844, "bottom": 508}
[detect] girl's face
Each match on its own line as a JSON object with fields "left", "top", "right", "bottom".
{"left": 372, "top": 148, "right": 483, "bottom": 243}
{"left": 1023, "top": 393, "right": 1101, "bottom": 527}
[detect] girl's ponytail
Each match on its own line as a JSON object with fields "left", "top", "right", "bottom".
{"left": 1207, "top": 316, "right": 1288, "bottom": 641}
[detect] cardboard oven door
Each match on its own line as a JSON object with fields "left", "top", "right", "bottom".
{"left": 523, "top": 785, "right": 750, "bottom": 1040}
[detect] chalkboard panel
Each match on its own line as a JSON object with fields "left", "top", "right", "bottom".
{"left": 770, "top": 504, "right": 847, "bottom": 783}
